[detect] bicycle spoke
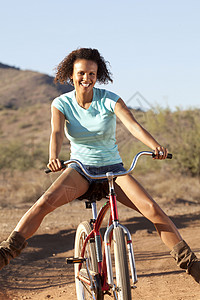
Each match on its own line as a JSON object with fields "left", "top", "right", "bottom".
{"left": 81, "top": 280, "right": 93, "bottom": 298}
{"left": 74, "top": 221, "right": 103, "bottom": 300}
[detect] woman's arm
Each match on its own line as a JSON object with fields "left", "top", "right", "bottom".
{"left": 47, "top": 106, "right": 66, "bottom": 171}
{"left": 114, "top": 98, "right": 168, "bottom": 158}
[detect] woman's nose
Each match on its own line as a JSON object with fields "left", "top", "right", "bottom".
{"left": 83, "top": 73, "right": 89, "bottom": 81}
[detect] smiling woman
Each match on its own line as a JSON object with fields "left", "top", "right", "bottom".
{"left": 54, "top": 48, "right": 113, "bottom": 110}
{"left": 0, "top": 48, "right": 199, "bottom": 285}
{"left": 54, "top": 48, "right": 113, "bottom": 86}
{"left": 70, "top": 59, "right": 98, "bottom": 109}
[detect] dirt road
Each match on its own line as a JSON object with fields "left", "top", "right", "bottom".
{"left": 0, "top": 198, "right": 200, "bottom": 300}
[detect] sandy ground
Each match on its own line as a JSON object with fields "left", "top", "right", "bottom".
{"left": 0, "top": 196, "right": 200, "bottom": 300}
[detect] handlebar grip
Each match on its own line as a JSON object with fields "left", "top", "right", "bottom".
{"left": 44, "top": 160, "right": 66, "bottom": 174}
{"left": 152, "top": 153, "right": 173, "bottom": 159}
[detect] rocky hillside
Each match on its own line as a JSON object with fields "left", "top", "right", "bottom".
{"left": 0, "top": 63, "right": 73, "bottom": 109}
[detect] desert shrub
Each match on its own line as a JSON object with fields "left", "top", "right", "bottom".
{"left": 132, "top": 108, "right": 200, "bottom": 176}
{"left": 0, "top": 141, "right": 48, "bottom": 170}
{"left": 170, "top": 110, "right": 200, "bottom": 176}
{"left": 0, "top": 139, "right": 70, "bottom": 171}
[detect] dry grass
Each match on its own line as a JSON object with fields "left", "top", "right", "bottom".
{"left": 136, "top": 170, "right": 200, "bottom": 203}
{"left": 0, "top": 167, "right": 199, "bottom": 210}
{"left": 0, "top": 169, "right": 57, "bottom": 206}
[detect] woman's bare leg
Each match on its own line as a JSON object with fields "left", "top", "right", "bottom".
{"left": 115, "top": 174, "right": 182, "bottom": 250}
{"left": 14, "top": 168, "right": 89, "bottom": 239}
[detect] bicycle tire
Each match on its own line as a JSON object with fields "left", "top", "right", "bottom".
{"left": 74, "top": 221, "right": 103, "bottom": 300}
{"left": 113, "top": 226, "right": 132, "bottom": 300}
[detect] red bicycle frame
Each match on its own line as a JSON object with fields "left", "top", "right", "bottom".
{"left": 77, "top": 175, "right": 125, "bottom": 292}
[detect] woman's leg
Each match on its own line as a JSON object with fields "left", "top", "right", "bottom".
{"left": 14, "top": 168, "right": 89, "bottom": 239}
{"left": 115, "top": 174, "right": 200, "bottom": 283}
{"left": 0, "top": 168, "right": 89, "bottom": 270}
{"left": 115, "top": 174, "right": 182, "bottom": 250}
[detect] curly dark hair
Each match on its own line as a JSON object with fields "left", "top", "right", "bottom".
{"left": 54, "top": 48, "right": 113, "bottom": 85}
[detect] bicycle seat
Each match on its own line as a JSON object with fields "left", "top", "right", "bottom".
{"left": 77, "top": 181, "right": 109, "bottom": 201}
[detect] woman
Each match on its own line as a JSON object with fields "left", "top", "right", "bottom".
{"left": 0, "top": 48, "right": 199, "bottom": 283}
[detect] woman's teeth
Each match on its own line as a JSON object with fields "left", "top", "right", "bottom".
{"left": 81, "top": 83, "right": 90, "bottom": 87}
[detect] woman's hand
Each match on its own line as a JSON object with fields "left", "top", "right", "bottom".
{"left": 47, "top": 158, "right": 64, "bottom": 172}
{"left": 153, "top": 146, "right": 168, "bottom": 160}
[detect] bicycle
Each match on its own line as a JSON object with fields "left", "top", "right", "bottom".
{"left": 46, "top": 150, "right": 172, "bottom": 299}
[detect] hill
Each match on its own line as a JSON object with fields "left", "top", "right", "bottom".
{"left": 0, "top": 63, "right": 73, "bottom": 109}
{"left": 0, "top": 64, "right": 199, "bottom": 178}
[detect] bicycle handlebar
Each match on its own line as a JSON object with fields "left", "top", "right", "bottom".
{"left": 45, "top": 151, "right": 172, "bottom": 179}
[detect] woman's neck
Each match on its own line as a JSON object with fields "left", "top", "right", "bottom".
{"left": 75, "top": 89, "right": 93, "bottom": 109}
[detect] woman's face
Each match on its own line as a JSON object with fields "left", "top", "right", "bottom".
{"left": 71, "top": 59, "right": 98, "bottom": 98}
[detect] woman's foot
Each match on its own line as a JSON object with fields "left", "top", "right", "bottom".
{"left": 170, "top": 240, "right": 200, "bottom": 284}
{"left": 0, "top": 231, "right": 27, "bottom": 270}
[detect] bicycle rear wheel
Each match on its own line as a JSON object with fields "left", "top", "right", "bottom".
{"left": 74, "top": 221, "right": 103, "bottom": 300}
{"left": 113, "top": 226, "right": 132, "bottom": 300}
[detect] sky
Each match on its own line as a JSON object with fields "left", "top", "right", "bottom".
{"left": 1, "top": 0, "right": 200, "bottom": 110}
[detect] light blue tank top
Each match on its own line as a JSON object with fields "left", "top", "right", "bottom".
{"left": 52, "top": 87, "right": 122, "bottom": 166}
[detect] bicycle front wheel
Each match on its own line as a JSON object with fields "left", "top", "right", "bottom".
{"left": 74, "top": 221, "right": 103, "bottom": 300}
{"left": 113, "top": 226, "right": 132, "bottom": 300}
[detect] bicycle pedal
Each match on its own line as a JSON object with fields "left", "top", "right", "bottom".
{"left": 66, "top": 257, "right": 86, "bottom": 264}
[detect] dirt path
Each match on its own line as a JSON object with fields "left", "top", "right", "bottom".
{"left": 0, "top": 199, "right": 200, "bottom": 300}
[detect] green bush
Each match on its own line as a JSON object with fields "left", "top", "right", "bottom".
{"left": 132, "top": 108, "right": 200, "bottom": 176}
{"left": 0, "top": 139, "right": 70, "bottom": 171}
{"left": 170, "top": 110, "right": 200, "bottom": 176}
{"left": 0, "top": 141, "right": 48, "bottom": 170}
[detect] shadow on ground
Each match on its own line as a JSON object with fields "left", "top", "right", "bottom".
{"left": 0, "top": 210, "right": 199, "bottom": 292}
{"left": 122, "top": 211, "right": 200, "bottom": 235}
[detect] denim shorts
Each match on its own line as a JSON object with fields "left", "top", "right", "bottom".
{"left": 68, "top": 162, "right": 126, "bottom": 184}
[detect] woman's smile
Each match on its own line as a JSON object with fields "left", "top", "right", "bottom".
{"left": 72, "top": 59, "right": 98, "bottom": 100}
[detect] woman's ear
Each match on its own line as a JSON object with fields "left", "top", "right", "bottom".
{"left": 70, "top": 76, "right": 74, "bottom": 85}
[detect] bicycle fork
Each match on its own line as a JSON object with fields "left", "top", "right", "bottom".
{"left": 105, "top": 172, "right": 138, "bottom": 289}
{"left": 90, "top": 202, "right": 138, "bottom": 292}
{"left": 104, "top": 222, "right": 138, "bottom": 287}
